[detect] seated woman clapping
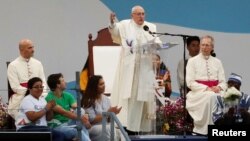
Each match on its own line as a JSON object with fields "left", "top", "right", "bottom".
{"left": 15, "top": 77, "right": 65, "bottom": 141}
{"left": 81, "top": 75, "right": 122, "bottom": 141}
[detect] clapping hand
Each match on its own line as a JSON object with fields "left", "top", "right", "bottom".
{"left": 81, "top": 114, "right": 91, "bottom": 129}
{"left": 163, "top": 71, "right": 170, "bottom": 82}
{"left": 46, "top": 99, "right": 56, "bottom": 111}
{"left": 108, "top": 106, "right": 122, "bottom": 115}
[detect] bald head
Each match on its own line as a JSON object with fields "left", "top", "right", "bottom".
{"left": 131, "top": 5, "right": 145, "bottom": 25}
{"left": 19, "top": 39, "right": 34, "bottom": 59}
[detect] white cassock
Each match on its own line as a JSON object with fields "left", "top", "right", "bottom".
{"left": 186, "top": 53, "right": 227, "bottom": 135}
{"left": 109, "top": 19, "right": 162, "bottom": 132}
{"left": 177, "top": 55, "right": 191, "bottom": 93}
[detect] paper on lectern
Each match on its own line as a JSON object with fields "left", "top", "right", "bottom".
{"left": 161, "top": 42, "right": 179, "bottom": 50}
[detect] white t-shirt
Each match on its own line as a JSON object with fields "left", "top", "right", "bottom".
{"left": 15, "top": 95, "right": 47, "bottom": 130}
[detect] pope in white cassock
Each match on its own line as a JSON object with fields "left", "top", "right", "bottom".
{"left": 186, "top": 35, "right": 227, "bottom": 135}
{"left": 108, "top": 5, "right": 162, "bottom": 132}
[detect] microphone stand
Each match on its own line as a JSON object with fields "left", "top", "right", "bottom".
{"left": 150, "top": 31, "right": 194, "bottom": 38}
{"left": 151, "top": 31, "right": 194, "bottom": 138}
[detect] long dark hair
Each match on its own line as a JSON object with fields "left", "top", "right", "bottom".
{"left": 25, "top": 77, "right": 43, "bottom": 96}
{"left": 81, "top": 75, "right": 103, "bottom": 108}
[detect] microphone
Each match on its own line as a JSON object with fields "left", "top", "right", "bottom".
{"left": 143, "top": 25, "right": 149, "bottom": 32}
{"left": 143, "top": 25, "right": 154, "bottom": 36}
{"left": 211, "top": 50, "right": 216, "bottom": 57}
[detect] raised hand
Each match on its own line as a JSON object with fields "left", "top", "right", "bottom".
{"left": 110, "top": 12, "right": 116, "bottom": 24}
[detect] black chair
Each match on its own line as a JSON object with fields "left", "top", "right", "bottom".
{"left": 6, "top": 61, "right": 16, "bottom": 129}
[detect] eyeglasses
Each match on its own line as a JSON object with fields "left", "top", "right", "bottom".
{"left": 32, "top": 86, "right": 44, "bottom": 89}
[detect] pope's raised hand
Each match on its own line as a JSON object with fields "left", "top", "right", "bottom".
{"left": 110, "top": 13, "right": 116, "bottom": 24}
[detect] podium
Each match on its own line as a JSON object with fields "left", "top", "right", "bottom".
{"left": 111, "top": 42, "right": 166, "bottom": 134}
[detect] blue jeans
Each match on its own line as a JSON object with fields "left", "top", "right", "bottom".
{"left": 54, "top": 121, "right": 90, "bottom": 141}
{"left": 18, "top": 125, "right": 65, "bottom": 141}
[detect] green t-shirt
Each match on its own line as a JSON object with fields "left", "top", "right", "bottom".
{"left": 45, "top": 91, "right": 76, "bottom": 128}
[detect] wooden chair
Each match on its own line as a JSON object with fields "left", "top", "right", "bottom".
{"left": 86, "top": 27, "right": 119, "bottom": 96}
{"left": 6, "top": 62, "right": 15, "bottom": 100}
{"left": 87, "top": 27, "right": 119, "bottom": 77}
{"left": 6, "top": 62, "right": 16, "bottom": 129}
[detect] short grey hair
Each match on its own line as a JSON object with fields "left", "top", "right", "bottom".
{"left": 201, "top": 35, "right": 214, "bottom": 46}
{"left": 131, "top": 5, "right": 144, "bottom": 13}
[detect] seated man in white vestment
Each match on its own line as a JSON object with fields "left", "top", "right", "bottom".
{"left": 186, "top": 35, "right": 227, "bottom": 135}
{"left": 7, "top": 39, "right": 47, "bottom": 119}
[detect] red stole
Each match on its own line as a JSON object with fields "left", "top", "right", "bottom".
{"left": 196, "top": 80, "right": 219, "bottom": 87}
{"left": 10, "top": 82, "right": 28, "bottom": 97}
{"left": 20, "top": 82, "right": 28, "bottom": 88}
